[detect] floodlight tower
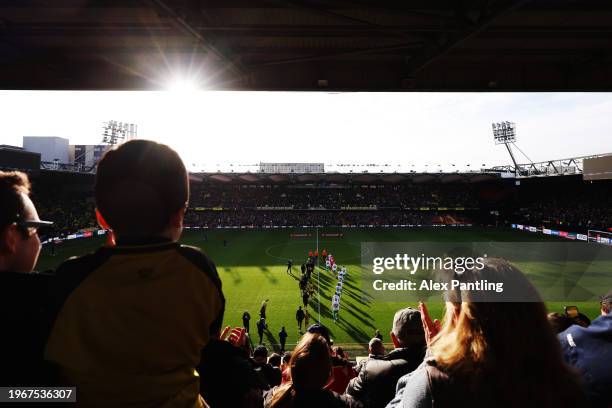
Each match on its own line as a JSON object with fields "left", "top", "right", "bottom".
{"left": 102, "top": 120, "right": 137, "bottom": 147}
{"left": 492, "top": 121, "right": 520, "bottom": 175}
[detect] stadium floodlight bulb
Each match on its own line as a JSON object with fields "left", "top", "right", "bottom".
{"left": 492, "top": 121, "right": 516, "bottom": 144}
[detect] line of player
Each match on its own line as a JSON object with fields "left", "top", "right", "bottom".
{"left": 325, "top": 253, "right": 347, "bottom": 323}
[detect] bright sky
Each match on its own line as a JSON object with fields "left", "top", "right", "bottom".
{"left": 1, "top": 91, "right": 610, "bottom": 172}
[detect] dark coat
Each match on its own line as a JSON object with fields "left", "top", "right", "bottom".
{"left": 0, "top": 271, "right": 53, "bottom": 386}
{"left": 345, "top": 346, "right": 425, "bottom": 408}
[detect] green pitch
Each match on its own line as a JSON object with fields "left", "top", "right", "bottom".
{"left": 36, "top": 227, "right": 604, "bottom": 353}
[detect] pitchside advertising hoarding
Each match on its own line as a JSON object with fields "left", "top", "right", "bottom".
{"left": 43, "top": 229, "right": 106, "bottom": 244}
{"left": 512, "top": 224, "right": 607, "bottom": 244}
{"left": 360, "top": 242, "right": 612, "bottom": 303}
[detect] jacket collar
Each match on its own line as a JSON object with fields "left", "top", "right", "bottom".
{"left": 114, "top": 235, "right": 173, "bottom": 246}
{"left": 103, "top": 236, "right": 178, "bottom": 254}
{"left": 385, "top": 346, "right": 423, "bottom": 360}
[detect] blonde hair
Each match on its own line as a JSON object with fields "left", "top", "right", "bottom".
{"left": 428, "top": 258, "right": 584, "bottom": 406}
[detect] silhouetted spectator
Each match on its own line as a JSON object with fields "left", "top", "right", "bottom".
{"left": 368, "top": 337, "right": 385, "bottom": 358}
{"left": 199, "top": 339, "right": 266, "bottom": 407}
{"left": 346, "top": 307, "right": 425, "bottom": 408}
{"left": 0, "top": 171, "right": 54, "bottom": 386}
{"left": 558, "top": 290, "right": 612, "bottom": 408}
{"left": 574, "top": 312, "right": 592, "bottom": 328}
{"left": 268, "top": 353, "right": 282, "bottom": 369}
{"left": 254, "top": 345, "right": 282, "bottom": 388}
{"left": 548, "top": 312, "right": 575, "bottom": 334}
{"left": 264, "top": 333, "right": 362, "bottom": 408}
{"left": 45, "top": 140, "right": 225, "bottom": 406}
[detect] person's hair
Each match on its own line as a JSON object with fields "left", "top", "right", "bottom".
{"left": 268, "top": 353, "right": 281, "bottom": 367}
{"left": 269, "top": 333, "right": 331, "bottom": 408}
{"left": 333, "top": 346, "right": 345, "bottom": 359}
{"left": 368, "top": 337, "right": 384, "bottom": 355}
{"left": 0, "top": 171, "right": 31, "bottom": 246}
{"left": 547, "top": 312, "right": 574, "bottom": 333}
{"left": 281, "top": 351, "right": 292, "bottom": 365}
{"left": 253, "top": 345, "right": 268, "bottom": 359}
{"left": 306, "top": 323, "right": 332, "bottom": 346}
{"left": 95, "top": 140, "right": 188, "bottom": 235}
{"left": 392, "top": 307, "right": 425, "bottom": 347}
{"left": 429, "top": 258, "right": 584, "bottom": 406}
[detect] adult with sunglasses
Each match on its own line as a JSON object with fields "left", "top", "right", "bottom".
{"left": 0, "top": 170, "right": 54, "bottom": 386}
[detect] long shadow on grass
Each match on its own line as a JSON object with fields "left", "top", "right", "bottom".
{"left": 317, "top": 302, "right": 334, "bottom": 319}
{"left": 315, "top": 267, "right": 376, "bottom": 337}
{"left": 341, "top": 301, "right": 376, "bottom": 327}
{"left": 316, "top": 271, "right": 335, "bottom": 290}
{"left": 259, "top": 266, "right": 278, "bottom": 284}
{"left": 221, "top": 267, "right": 242, "bottom": 284}
{"left": 316, "top": 302, "right": 374, "bottom": 344}
{"left": 264, "top": 328, "right": 280, "bottom": 352}
{"left": 336, "top": 315, "right": 374, "bottom": 344}
{"left": 342, "top": 288, "right": 369, "bottom": 303}
{"left": 342, "top": 299, "right": 374, "bottom": 320}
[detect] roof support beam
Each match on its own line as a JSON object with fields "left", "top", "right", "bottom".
{"left": 404, "top": 0, "right": 533, "bottom": 76}
{"left": 266, "top": 0, "right": 427, "bottom": 42}
{"left": 253, "top": 42, "right": 423, "bottom": 68}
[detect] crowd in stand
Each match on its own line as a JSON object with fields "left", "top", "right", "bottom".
{"left": 24, "top": 168, "right": 612, "bottom": 235}
{"left": 36, "top": 197, "right": 96, "bottom": 236}
{"left": 189, "top": 184, "right": 479, "bottom": 210}
{"left": 183, "top": 210, "right": 459, "bottom": 229}
{"left": 513, "top": 198, "right": 612, "bottom": 232}
{"left": 1, "top": 140, "right": 611, "bottom": 407}
{"left": 510, "top": 177, "right": 612, "bottom": 232}
{"left": 184, "top": 183, "right": 478, "bottom": 228}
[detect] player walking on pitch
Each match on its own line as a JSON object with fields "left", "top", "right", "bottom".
{"left": 332, "top": 298, "right": 340, "bottom": 322}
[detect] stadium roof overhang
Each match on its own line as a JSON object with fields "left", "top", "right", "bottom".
{"left": 190, "top": 172, "right": 502, "bottom": 184}
{"left": 2, "top": 0, "right": 612, "bottom": 91}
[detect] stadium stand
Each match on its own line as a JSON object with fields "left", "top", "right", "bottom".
{"left": 509, "top": 176, "right": 612, "bottom": 232}
{"left": 21, "top": 170, "right": 611, "bottom": 235}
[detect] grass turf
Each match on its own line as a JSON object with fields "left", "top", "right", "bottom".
{"left": 36, "top": 227, "right": 604, "bottom": 354}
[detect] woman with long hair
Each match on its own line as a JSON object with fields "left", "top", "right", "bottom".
{"left": 264, "top": 332, "right": 362, "bottom": 408}
{"left": 387, "top": 258, "right": 585, "bottom": 408}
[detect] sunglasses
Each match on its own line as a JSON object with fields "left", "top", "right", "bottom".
{"left": 13, "top": 214, "right": 54, "bottom": 238}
